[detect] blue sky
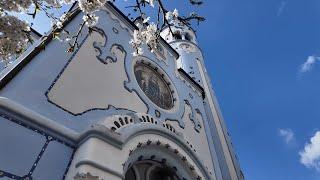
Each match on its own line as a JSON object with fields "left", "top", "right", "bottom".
{"left": 13, "top": 0, "right": 320, "bottom": 179}
{"left": 190, "top": 0, "right": 320, "bottom": 179}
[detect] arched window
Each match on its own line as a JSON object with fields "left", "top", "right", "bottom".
{"left": 184, "top": 33, "right": 193, "bottom": 41}
{"left": 173, "top": 31, "right": 182, "bottom": 40}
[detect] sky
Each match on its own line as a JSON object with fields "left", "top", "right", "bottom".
{"left": 188, "top": 0, "right": 320, "bottom": 179}
{"left": 10, "top": 0, "right": 320, "bottom": 179}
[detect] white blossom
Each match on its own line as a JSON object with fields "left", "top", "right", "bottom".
{"left": 44, "top": 0, "right": 62, "bottom": 7}
{"left": 78, "top": 0, "right": 107, "bottom": 14}
{"left": 0, "top": 15, "right": 30, "bottom": 64}
{"left": 55, "top": 31, "right": 71, "bottom": 42}
{"left": 60, "top": 13, "right": 68, "bottom": 21}
{"left": 129, "top": 23, "right": 159, "bottom": 56}
{"left": 172, "top": 8, "right": 179, "bottom": 18}
{"left": 0, "top": 0, "right": 181, "bottom": 63}
{"left": 132, "top": 47, "right": 143, "bottom": 56}
{"left": 165, "top": 8, "right": 179, "bottom": 22}
{"left": 130, "top": 30, "right": 143, "bottom": 56}
{"left": 61, "top": 0, "right": 76, "bottom": 4}
{"left": 143, "top": 16, "right": 150, "bottom": 23}
{"left": 56, "top": 21, "right": 63, "bottom": 29}
{"left": 133, "top": 30, "right": 142, "bottom": 45}
{"left": 144, "top": 23, "right": 158, "bottom": 48}
{"left": 129, "top": 29, "right": 144, "bottom": 56}
{"left": 83, "top": 14, "right": 99, "bottom": 27}
{"left": 0, "top": 0, "right": 33, "bottom": 12}
{"left": 145, "top": 0, "right": 155, "bottom": 8}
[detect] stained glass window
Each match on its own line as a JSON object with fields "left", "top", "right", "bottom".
{"left": 134, "top": 63, "right": 174, "bottom": 110}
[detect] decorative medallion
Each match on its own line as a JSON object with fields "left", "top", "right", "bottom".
{"left": 134, "top": 63, "right": 174, "bottom": 110}
{"left": 124, "top": 57, "right": 186, "bottom": 128}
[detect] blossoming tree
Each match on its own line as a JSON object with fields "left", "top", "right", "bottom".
{"left": 0, "top": 0, "right": 204, "bottom": 65}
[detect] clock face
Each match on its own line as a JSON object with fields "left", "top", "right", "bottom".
{"left": 134, "top": 63, "right": 174, "bottom": 110}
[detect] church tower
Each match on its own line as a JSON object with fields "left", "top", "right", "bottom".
{"left": 161, "top": 21, "right": 245, "bottom": 180}
{"left": 0, "top": 2, "right": 243, "bottom": 180}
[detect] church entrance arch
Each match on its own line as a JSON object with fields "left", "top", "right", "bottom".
{"left": 125, "top": 160, "right": 180, "bottom": 180}
{"left": 122, "top": 142, "right": 198, "bottom": 180}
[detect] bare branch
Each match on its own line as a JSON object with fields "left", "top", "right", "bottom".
{"left": 189, "top": 0, "right": 203, "bottom": 6}
{"left": 179, "top": 12, "right": 205, "bottom": 26}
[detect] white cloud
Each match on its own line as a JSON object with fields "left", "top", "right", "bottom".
{"left": 279, "top": 128, "right": 295, "bottom": 144}
{"left": 300, "top": 56, "right": 320, "bottom": 73}
{"left": 299, "top": 131, "right": 320, "bottom": 172}
{"left": 277, "top": 1, "right": 288, "bottom": 16}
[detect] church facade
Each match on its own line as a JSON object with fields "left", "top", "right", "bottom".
{"left": 0, "top": 2, "right": 244, "bottom": 180}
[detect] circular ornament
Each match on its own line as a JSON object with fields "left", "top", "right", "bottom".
{"left": 134, "top": 63, "right": 174, "bottom": 110}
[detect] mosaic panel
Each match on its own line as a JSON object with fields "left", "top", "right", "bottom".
{"left": 134, "top": 63, "right": 174, "bottom": 110}
{"left": 0, "top": 113, "right": 74, "bottom": 180}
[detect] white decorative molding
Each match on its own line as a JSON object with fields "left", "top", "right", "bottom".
{"left": 179, "top": 43, "right": 196, "bottom": 53}
{"left": 74, "top": 172, "right": 99, "bottom": 180}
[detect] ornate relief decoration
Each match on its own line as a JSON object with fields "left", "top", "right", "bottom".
{"left": 179, "top": 43, "right": 196, "bottom": 53}
{"left": 44, "top": 9, "right": 153, "bottom": 117}
{"left": 125, "top": 160, "right": 180, "bottom": 180}
{"left": 123, "top": 52, "right": 207, "bottom": 132}
{"left": 102, "top": 9, "right": 130, "bottom": 33}
{"left": 124, "top": 58, "right": 186, "bottom": 128}
{"left": 122, "top": 140, "right": 208, "bottom": 180}
{"left": 112, "top": 27, "right": 119, "bottom": 34}
{"left": 153, "top": 44, "right": 168, "bottom": 63}
{"left": 99, "top": 113, "right": 182, "bottom": 137}
{"left": 89, "top": 113, "right": 213, "bottom": 179}
{"left": 173, "top": 71, "right": 205, "bottom": 132}
{"left": 45, "top": 32, "right": 138, "bottom": 116}
{"left": 93, "top": 29, "right": 125, "bottom": 65}
{"left": 185, "top": 100, "right": 201, "bottom": 133}
{"left": 44, "top": 9, "right": 204, "bottom": 133}
{"left": 46, "top": 17, "right": 152, "bottom": 115}
{"left": 74, "top": 172, "right": 99, "bottom": 180}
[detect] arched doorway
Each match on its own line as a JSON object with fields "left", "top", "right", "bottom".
{"left": 125, "top": 160, "right": 180, "bottom": 180}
